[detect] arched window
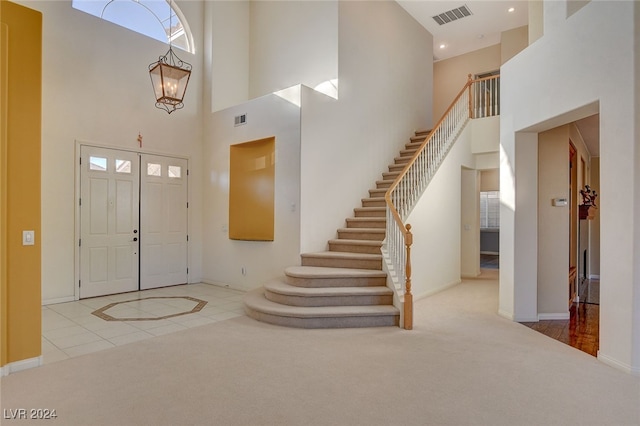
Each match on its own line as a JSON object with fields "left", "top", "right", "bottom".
{"left": 72, "top": 0, "right": 194, "bottom": 53}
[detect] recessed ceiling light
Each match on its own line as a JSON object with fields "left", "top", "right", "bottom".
{"left": 508, "top": 7, "right": 515, "bottom": 12}
{"left": 439, "top": 44, "right": 446, "bottom": 49}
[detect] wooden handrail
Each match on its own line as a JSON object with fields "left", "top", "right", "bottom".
{"left": 385, "top": 76, "right": 475, "bottom": 202}
{"left": 384, "top": 74, "right": 500, "bottom": 330}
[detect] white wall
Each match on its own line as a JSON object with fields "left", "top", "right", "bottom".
{"left": 500, "top": 0, "right": 639, "bottom": 373}
{"left": 299, "top": 0, "right": 433, "bottom": 253}
{"left": 208, "top": 0, "right": 249, "bottom": 112}
{"left": 201, "top": 0, "right": 432, "bottom": 284}
{"left": 207, "top": 0, "right": 337, "bottom": 112}
{"left": 17, "top": 0, "right": 204, "bottom": 303}
{"left": 202, "top": 92, "right": 301, "bottom": 290}
{"left": 407, "top": 124, "right": 476, "bottom": 298}
{"left": 249, "top": 1, "right": 338, "bottom": 100}
{"left": 471, "top": 116, "right": 500, "bottom": 154}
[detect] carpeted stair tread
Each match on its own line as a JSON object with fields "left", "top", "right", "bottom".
{"left": 361, "top": 197, "right": 386, "bottom": 207}
{"left": 245, "top": 288, "right": 399, "bottom": 318}
{"left": 301, "top": 251, "right": 382, "bottom": 270}
{"left": 337, "top": 228, "right": 385, "bottom": 241}
{"left": 345, "top": 217, "right": 385, "bottom": 228}
{"left": 328, "top": 239, "right": 382, "bottom": 254}
{"left": 284, "top": 265, "right": 387, "bottom": 279}
{"left": 329, "top": 239, "right": 382, "bottom": 247}
{"left": 382, "top": 171, "right": 400, "bottom": 180}
{"left": 302, "top": 251, "right": 382, "bottom": 260}
{"left": 388, "top": 164, "right": 405, "bottom": 172}
{"left": 265, "top": 279, "right": 392, "bottom": 297}
{"left": 354, "top": 207, "right": 385, "bottom": 217}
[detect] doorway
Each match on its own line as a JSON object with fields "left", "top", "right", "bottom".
{"left": 79, "top": 145, "right": 188, "bottom": 298}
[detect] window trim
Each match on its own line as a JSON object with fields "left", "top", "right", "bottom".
{"left": 72, "top": 0, "right": 195, "bottom": 54}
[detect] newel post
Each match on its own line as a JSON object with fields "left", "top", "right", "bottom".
{"left": 467, "top": 74, "right": 473, "bottom": 119}
{"left": 404, "top": 224, "right": 413, "bottom": 330}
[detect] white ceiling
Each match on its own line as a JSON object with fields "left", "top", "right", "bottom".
{"left": 396, "top": 1, "right": 529, "bottom": 61}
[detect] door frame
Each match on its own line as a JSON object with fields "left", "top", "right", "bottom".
{"left": 74, "top": 140, "right": 190, "bottom": 300}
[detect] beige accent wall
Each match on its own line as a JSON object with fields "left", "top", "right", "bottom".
{"left": 567, "top": 0, "right": 590, "bottom": 18}
{"left": 432, "top": 45, "right": 501, "bottom": 123}
{"left": 528, "top": 1, "right": 544, "bottom": 44}
{"left": 537, "top": 126, "right": 570, "bottom": 316}
{"left": 501, "top": 26, "right": 529, "bottom": 64}
{"left": 480, "top": 169, "right": 499, "bottom": 192}
{"left": 589, "top": 157, "right": 600, "bottom": 277}
{"left": 460, "top": 168, "right": 480, "bottom": 278}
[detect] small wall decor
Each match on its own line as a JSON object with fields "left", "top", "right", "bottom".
{"left": 579, "top": 185, "right": 598, "bottom": 220}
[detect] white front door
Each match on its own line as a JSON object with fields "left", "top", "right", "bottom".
{"left": 140, "top": 154, "right": 188, "bottom": 290}
{"left": 80, "top": 146, "right": 140, "bottom": 298}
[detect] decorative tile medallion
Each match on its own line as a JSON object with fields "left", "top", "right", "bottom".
{"left": 92, "top": 296, "right": 207, "bottom": 321}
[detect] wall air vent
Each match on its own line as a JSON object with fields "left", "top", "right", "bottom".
{"left": 432, "top": 5, "right": 472, "bottom": 26}
{"left": 234, "top": 113, "right": 247, "bottom": 127}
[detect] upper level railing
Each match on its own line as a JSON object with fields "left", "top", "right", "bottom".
{"left": 383, "top": 74, "right": 500, "bottom": 330}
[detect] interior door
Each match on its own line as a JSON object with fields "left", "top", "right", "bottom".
{"left": 140, "top": 154, "right": 188, "bottom": 290}
{"left": 80, "top": 146, "right": 140, "bottom": 298}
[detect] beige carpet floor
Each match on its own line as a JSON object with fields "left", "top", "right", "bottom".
{"left": 1, "top": 271, "right": 639, "bottom": 426}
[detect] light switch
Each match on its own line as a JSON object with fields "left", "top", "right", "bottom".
{"left": 23, "top": 230, "right": 35, "bottom": 246}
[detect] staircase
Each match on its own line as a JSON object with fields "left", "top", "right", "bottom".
{"left": 243, "top": 130, "right": 430, "bottom": 328}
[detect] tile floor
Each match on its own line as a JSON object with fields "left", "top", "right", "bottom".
{"left": 42, "top": 283, "right": 246, "bottom": 365}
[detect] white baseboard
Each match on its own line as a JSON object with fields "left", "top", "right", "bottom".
{"left": 598, "top": 351, "right": 640, "bottom": 376}
{"left": 538, "top": 313, "right": 570, "bottom": 320}
{"left": 498, "top": 309, "right": 515, "bottom": 321}
{"left": 0, "top": 355, "right": 43, "bottom": 377}
{"left": 42, "top": 296, "right": 75, "bottom": 305}
{"left": 414, "top": 280, "right": 461, "bottom": 302}
{"left": 200, "top": 279, "right": 248, "bottom": 292}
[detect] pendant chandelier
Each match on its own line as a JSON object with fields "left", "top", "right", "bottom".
{"left": 148, "top": 0, "right": 191, "bottom": 114}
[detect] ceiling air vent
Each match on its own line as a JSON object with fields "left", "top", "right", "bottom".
{"left": 432, "top": 4, "right": 472, "bottom": 26}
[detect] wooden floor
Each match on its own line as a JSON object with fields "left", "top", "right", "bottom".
{"left": 482, "top": 258, "right": 599, "bottom": 357}
{"left": 521, "top": 280, "right": 600, "bottom": 357}
{"left": 522, "top": 280, "right": 600, "bottom": 356}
